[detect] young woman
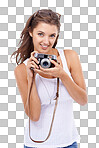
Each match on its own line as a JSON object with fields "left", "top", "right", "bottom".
{"left": 11, "top": 9, "right": 87, "bottom": 148}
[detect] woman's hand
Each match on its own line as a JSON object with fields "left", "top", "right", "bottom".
{"left": 26, "top": 51, "right": 39, "bottom": 80}
{"left": 34, "top": 59, "right": 64, "bottom": 78}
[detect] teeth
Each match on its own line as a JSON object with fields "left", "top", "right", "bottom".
{"left": 41, "top": 45, "right": 48, "bottom": 47}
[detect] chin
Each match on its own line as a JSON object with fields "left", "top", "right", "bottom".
{"left": 38, "top": 48, "right": 51, "bottom": 54}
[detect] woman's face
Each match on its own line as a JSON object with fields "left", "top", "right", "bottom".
{"left": 29, "top": 22, "right": 58, "bottom": 54}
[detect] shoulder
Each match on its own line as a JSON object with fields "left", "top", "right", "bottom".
{"left": 62, "top": 49, "right": 79, "bottom": 73}
{"left": 14, "top": 63, "right": 27, "bottom": 81}
{"left": 64, "top": 49, "right": 78, "bottom": 58}
{"left": 14, "top": 63, "right": 26, "bottom": 73}
{"left": 64, "top": 49, "right": 79, "bottom": 68}
{"left": 14, "top": 58, "right": 29, "bottom": 74}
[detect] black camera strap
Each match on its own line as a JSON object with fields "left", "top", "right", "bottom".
{"left": 28, "top": 70, "right": 59, "bottom": 143}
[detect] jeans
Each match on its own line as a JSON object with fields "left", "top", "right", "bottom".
{"left": 24, "top": 142, "right": 78, "bottom": 148}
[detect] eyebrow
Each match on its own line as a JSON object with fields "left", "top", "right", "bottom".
{"left": 37, "top": 31, "right": 56, "bottom": 35}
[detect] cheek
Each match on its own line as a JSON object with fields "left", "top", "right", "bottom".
{"left": 33, "top": 36, "right": 41, "bottom": 45}
{"left": 52, "top": 38, "right": 56, "bottom": 44}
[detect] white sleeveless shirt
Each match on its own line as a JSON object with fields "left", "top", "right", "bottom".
{"left": 23, "top": 49, "right": 80, "bottom": 148}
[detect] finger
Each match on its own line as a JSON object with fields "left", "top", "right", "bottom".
{"left": 39, "top": 65, "right": 52, "bottom": 73}
{"left": 28, "top": 64, "right": 35, "bottom": 71}
{"left": 27, "top": 60, "right": 38, "bottom": 69}
{"left": 31, "top": 61, "right": 39, "bottom": 69}
{"left": 30, "top": 64, "right": 36, "bottom": 71}
{"left": 32, "top": 57, "right": 39, "bottom": 65}
{"left": 31, "top": 51, "right": 38, "bottom": 57}
{"left": 31, "top": 51, "right": 39, "bottom": 64}
{"left": 33, "top": 68, "right": 42, "bottom": 74}
{"left": 27, "top": 57, "right": 38, "bottom": 65}
{"left": 49, "top": 59, "right": 58, "bottom": 66}
{"left": 28, "top": 57, "right": 39, "bottom": 68}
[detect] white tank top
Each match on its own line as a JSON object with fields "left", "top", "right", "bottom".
{"left": 23, "top": 49, "right": 80, "bottom": 148}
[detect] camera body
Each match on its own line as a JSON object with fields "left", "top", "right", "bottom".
{"left": 34, "top": 53, "right": 57, "bottom": 68}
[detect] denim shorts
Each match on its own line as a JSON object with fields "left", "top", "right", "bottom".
{"left": 24, "top": 141, "right": 78, "bottom": 148}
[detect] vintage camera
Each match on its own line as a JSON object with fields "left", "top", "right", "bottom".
{"left": 33, "top": 53, "right": 57, "bottom": 69}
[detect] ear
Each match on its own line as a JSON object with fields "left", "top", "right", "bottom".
{"left": 29, "top": 31, "right": 33, "bottom": 37}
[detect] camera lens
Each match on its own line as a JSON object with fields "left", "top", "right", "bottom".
{"left": 43, "top": 61, "right": 48, "bottom": 66}
{"left": 41, "top": 58, "right": 51, "bottom": 68}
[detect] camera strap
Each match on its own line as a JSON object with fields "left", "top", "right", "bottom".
{"left": 28, "top": 70, "right": 59, "bottom": 143}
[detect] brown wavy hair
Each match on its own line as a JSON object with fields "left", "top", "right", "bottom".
{"left": 10, "top": 9, "right": 61, "bottom": 65}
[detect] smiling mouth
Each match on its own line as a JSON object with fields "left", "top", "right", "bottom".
{"left": 40, "top": 44, "right": 49, "bottom": 49}
{"left": 40, "top": 44, "right": 49, "bottom": 47}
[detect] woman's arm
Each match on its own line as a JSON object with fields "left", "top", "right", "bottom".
{"left": 14, "top": 63, "right": 41, "bottom": 121}
{"left": 60, "top": 50, "right": 88, "bottom": 106}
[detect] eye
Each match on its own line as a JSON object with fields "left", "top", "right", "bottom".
{"left": 50, "top": 34, "right": 55, "bottom": 38}
{"left": 38, "top": 33, "right": 43, "bottom": 36}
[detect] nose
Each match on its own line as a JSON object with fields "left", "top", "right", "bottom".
{"left": 43, "top": 36, "right": 49, "bottom": 45}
